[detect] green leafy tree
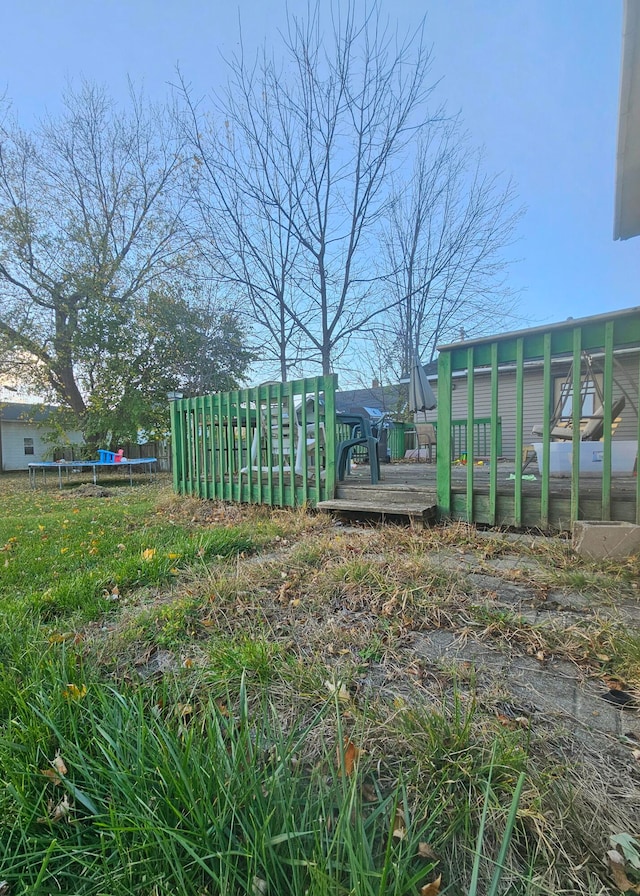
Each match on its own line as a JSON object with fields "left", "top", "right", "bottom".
{"left": 76, "top": 289, "right": 255, "bottom": 447}
{"left": 0, "top": 81, "right": 208, "bottom": 444}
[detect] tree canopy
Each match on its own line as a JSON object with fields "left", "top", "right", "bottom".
{"left": 0, "top": 83, "right": 252, "bottom": 444}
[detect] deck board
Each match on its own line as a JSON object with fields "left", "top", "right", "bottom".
{"left": 330, "top": 460, "right": 637, "bottom": 529}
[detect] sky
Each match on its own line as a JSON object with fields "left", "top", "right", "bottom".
{"left": 1, "top": 0, "right": 638, "bottom": 339}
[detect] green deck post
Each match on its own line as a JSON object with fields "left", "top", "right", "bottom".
{"left": 489, "top": 343, "right": 499, "bottom": 526}
{"left": 540, "top": 334, "right": 552, "bottom": 528}
{"left": 466, "top": 346, "right": 475, "bottom": 521}
{"left": 193, "top": 398, "right": 203, "bottom": 497}
{"left": 437, "top": 352, "right": 453, "bottom": 517}
{"left": 602, "top": 322, "right": 614, "bottom": 520}
{"left": 169, "top": 398, "right": 182, "bottom": 493}
{"left": 570, "top": 328, "right": 582, "bottom": 524}
{"left": 637, "top": 359, "right": 640, "bottom": 525}
{"left": 184, "top": 403, "right": 194, "bottom": 495}
{"left": 514, "top": 337, "right": 524, "bottom": 527}
{"left": 324, "top": 374, "right": 337, "bottom": 500}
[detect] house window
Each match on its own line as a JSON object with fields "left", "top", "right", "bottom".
{"left": 24, "top": 437, "right": 34, "bottom": 456}
{"left": 553, "top": 373, "right": 603, "bottom": 421}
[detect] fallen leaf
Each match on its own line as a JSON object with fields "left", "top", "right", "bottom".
{"left": 608, "top": 849, "right": 640, "bottom": 893}
{"left": 38, "top": 794, "right": 71, "bottom": 824}
{"left": 62, "top": 683, "right": 87, "bottom": 700}
{"left": 324, "top": 680, "right": 350, "bottom": 702}
{"left": 610, "top": 834, "right": 640, "bottom": 870}
{"left": 337, "top": 737, "right": 360, "bottom": 776}
{"left": 392, "top": 806, "right": 406, "bottom": 840}
{"left": 53, "top": 751, "right": 67, "bottom": 775}
{"left": 48, "top": 631, "right": 75, "bottom": 644}
{"left": 178, "top": 702, "right": 193, "bottom": 719}
{"left": 41, "top": 750, "right": 68, "bottom": 784}
{"left": 420, "top": 875, "right": 442, "bottom": 896}
{"left": 496, "top": 713, "right": 513, "bottom": 727}
{"left": 141, "top": 548, "right": 156, "bottom": 561}
{"left": 418, "top": 842, "right": 439, "bottom": 861}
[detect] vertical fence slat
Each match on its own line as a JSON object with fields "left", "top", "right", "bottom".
{"left": 570, "top": 328, "right": 582, "bottom": 525}
{"left": 540, "top": 333, "right": 552, "bottom": 529}
{"left": 194, "top": 398, "right": 203, "bottom": 495}
{"left": 170, "top": 375, "right": 337, "bottom": 509}
{"left": 602, "top": 322, "right": 614, "bottom": 520}
{"left": 637, "top": 358, "right": 640, "bottom": 526}
{"left": 466, "top": 347, "right": 475, "bottom": 521}
{"left": 489, "top": 344, "right": 499, "bottom": 526}
{"left": 169, "top": 400, "right": 182, "bottom": 493}
{"left": 436, "top": 352, "right": 453, "bottom": 518}
{"left": 514, "top": 338, "right": 524, "bottom": 528}
{"left": 324, "top": 374, "right": 337, "bottom": 500}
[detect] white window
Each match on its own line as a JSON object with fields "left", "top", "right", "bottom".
{"left": 24, "top": 437, "right": 34, "bottom": 456}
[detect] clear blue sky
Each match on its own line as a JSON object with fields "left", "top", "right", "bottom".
{"left": 2, "top": 0, "right": 637, "bottom": 331}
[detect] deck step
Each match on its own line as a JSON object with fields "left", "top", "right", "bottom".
{"left": 317, "top": 498, "right": 437, "bottom": 524}
{"left": 335, "top": 485, "right": 437, "bottom": 505}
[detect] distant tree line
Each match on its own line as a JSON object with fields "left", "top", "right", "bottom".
{"left": 0, "top": 1, "right": 522, "bottom": 446}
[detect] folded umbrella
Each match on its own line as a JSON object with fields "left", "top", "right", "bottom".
{"left": 408, "top": 353, "right": 436, "bottom": 413}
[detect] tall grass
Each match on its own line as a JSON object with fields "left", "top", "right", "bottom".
{"left": 1, "top": 678, "right": 443, "bottom": 895}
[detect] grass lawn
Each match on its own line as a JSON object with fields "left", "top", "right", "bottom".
{"left": 0, "top": 472, "right": 639, "bottom": 894}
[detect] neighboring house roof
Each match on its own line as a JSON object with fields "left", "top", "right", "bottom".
{"left": 336, "top": 384, "right": 406, "bottom": 416}
{"left": 0, "top": 402, "right": 56, "bottom": 423}
{"left": 615, "top": 0, "right": 640, "bottom": 240}
{"left": 336, "top": 363, "right": 438, "bottom": 417}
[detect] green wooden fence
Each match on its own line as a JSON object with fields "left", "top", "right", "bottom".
{"left": 433, "top": 417, "right": 502, "bottom": 459}
{"left": 436, "top": 308, "right": 640, "bottom": 528}
{"left": 171, "top": 310, "right": 639, "bottom": 530}
{"left": 170, "top": 376, "right": 337, "bottom": 507}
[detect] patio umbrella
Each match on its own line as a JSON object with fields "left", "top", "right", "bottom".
{"left": 408, "top": 353, "right": 436, "bottom": 413}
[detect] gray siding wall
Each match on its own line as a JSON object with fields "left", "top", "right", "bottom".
{"left": 431, "top": 353, "right": 639, "bottom": 459}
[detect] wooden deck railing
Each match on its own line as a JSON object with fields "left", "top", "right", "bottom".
{"left": 436, "top": 308, "right": 640, "bottom": 528}
{"left": 170, "top": 376, "right": 337, "bottom": 507}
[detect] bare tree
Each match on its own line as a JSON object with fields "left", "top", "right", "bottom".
{"left": 180, "top": 2, "right": 434, "bottom": 376}
{"left": 377, "top": 123, "right": 523, "bottom": 378}
{"left": 184, "top": 95, "right": 310, "bottom": 381}
{"left": 0, "top": 81, "right": 192, "bottom": 436}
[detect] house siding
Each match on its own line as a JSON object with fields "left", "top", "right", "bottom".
{"left": 1, "top": 421, "right": 84, "bottom": 471}
{"left": 439, "top": 352, "right": 639, "bottom": 459}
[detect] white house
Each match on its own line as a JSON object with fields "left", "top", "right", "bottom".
{"left": 0, "top": 403, "right": 84, "bottom": 471}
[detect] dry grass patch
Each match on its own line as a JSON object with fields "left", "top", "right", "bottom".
{"left": 2, "top": 475, "right": 639, "bottom": 894}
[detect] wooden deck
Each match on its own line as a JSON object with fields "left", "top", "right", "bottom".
{"left": 318, "top": 459, "right": 639, "bottom": 530}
